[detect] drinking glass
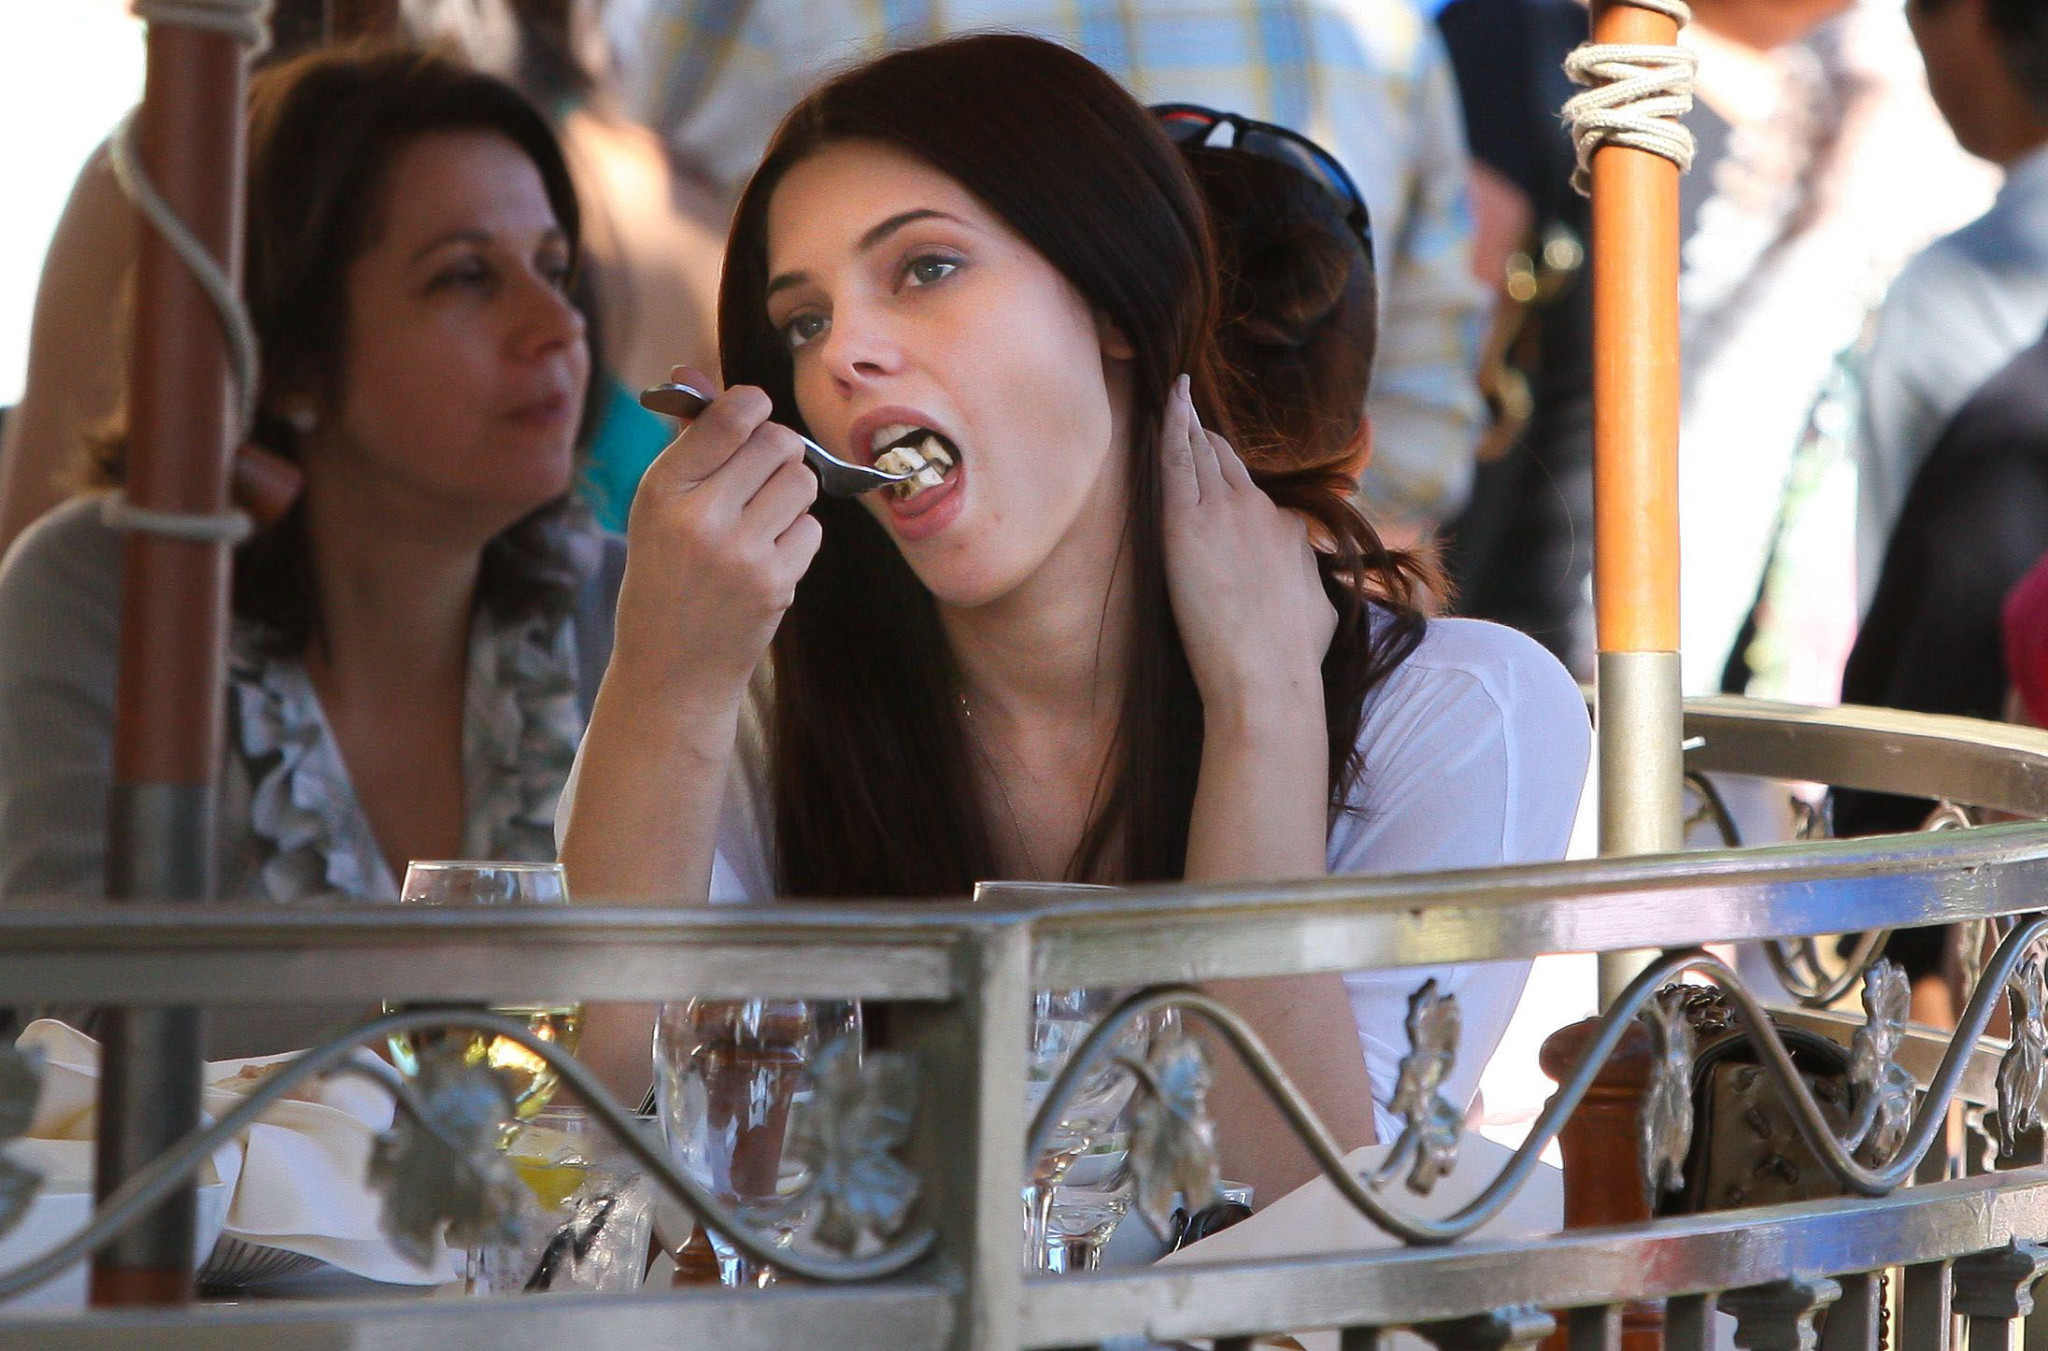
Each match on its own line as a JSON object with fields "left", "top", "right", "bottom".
{"left": 1023, "top": 987, "right": 1153, "bottom": 1273}
{"left": 653, "top": 999, "right": 854, "bottom": 1286}
{"left": 468, "top": 1107, "right": 656, "bottom": 1295}
{"left": 1040, "top": 1183, "right": 1131, "bottom": 1274}
{"left": 384, "top": 861, "right": 582, "bottom": 1129}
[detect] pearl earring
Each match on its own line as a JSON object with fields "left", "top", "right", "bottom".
{"left": 279, "top": 402, "right": 317, "bottom": 435}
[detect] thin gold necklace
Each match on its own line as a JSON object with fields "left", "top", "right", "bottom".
{"left": 958, "top": 692, "right": 1046, "bottom": 880}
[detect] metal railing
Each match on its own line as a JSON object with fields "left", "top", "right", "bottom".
{"left": 3, "top": 698, "right": 2048, "bottom": 1349}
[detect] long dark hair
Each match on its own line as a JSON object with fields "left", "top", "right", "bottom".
{"left": 717, "top": 34, "right": 1428, "bottom": 899}
{"left": 1183, "top": 142, "right": 1380, "bottom": 479}
{"left": 88, "top": 44, "right": 595, "bottom": 659}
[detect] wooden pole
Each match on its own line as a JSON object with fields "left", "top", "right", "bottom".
{"left": 1589, "top": 0, "right": 1687, "bottom": 1008}
{"left": 1542, "top": 6, "right": 1691, "bottom": 1344}
{"left": 90, "top": 16, "right": 248, "bottom": 1306}
{"left": 1589, "top": 1, "right": 1683, "bottom": 656}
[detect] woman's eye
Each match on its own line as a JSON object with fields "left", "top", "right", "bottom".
{"left": 430, "top": 260, "right": 494, "bottom": 293}
{"left": 539, "top": 257, "right": 573, "bottom": 290}
{"left": 904, "top": 255, "right": 959, "bottom": 287}
{"left": 782, "top": 311, "right": 830, "bottom": 350}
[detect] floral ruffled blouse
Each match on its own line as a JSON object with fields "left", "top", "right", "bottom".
{"left": 219, "top": 600, "right": 598, "bottom": 905}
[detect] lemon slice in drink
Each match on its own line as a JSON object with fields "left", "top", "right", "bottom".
{"left": 508, "top": 1125, "right": 589, "bottom": 1209}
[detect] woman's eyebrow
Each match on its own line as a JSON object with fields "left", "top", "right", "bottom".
{"left": 765, "top": 208, "right": 966, "bottom": 299}
{"left": 857, "top": 207, "right": 960, "bottom": 251}
{"left": 408, "top": 227, "right": 491, "bottom": 266}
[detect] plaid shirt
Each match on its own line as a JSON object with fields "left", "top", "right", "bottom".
{"left": 610, "top": 0, "right": 1487, "bottom": 524}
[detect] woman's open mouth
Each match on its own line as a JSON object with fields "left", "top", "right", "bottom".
{"left": 868, "top": 423, "right": 963, "bottom": 501}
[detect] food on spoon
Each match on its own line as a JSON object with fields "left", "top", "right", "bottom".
{"left": 870, "top": 429, "right": 959, "bottom": 500}
{"left": 874, "top": 444, "right": 928, "bottom": 479}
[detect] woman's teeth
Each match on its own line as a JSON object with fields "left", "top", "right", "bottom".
{"left": 871, "top": 430, "right": 959, "bottom": 500}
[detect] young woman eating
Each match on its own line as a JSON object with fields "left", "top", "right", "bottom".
{"left": 562, "top": 34, "right": 1589, "bottom": 1200}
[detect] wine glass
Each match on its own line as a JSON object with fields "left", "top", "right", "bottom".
{"left": 1024, "top": 987, "right": 1152, "bottom": 1274}
{"left": 384, "top": 861, "right": 582, "bottom": 1129}
{"left": 653, "top": 999, "right": 855, "bottom": 1286}
{"left": 469, "top": 1106, "right": 657, "bottom": 1296}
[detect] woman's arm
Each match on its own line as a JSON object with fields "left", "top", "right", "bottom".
{"left": 559, "top": 374, "right": 819, "bottom": 900}
{"left": 1159, "top": 379, "right": 1377, "bottom": 1203}
{"left": 0, "top": 500, "right": 123, "bottom": 901}
{"left": 560, "top": 374, "right": 822, "bottom": 1097}
{"left": 0, "top": 147, "right": 136, "bottom": 557}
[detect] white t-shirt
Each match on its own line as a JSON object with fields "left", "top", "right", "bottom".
{"left": 563, "top": 617, "right": 1590, "bottom": 1138}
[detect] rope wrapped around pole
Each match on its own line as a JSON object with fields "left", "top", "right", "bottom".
{"left": 1568, "top": 0, "right": 1694, "bottom": 1006}
{"left": 1562, "top": 0, "right": 1698, "bottom": 194}
{"left": 92, "top": 0, "right": 267, "bottom": 1309}
{"left": 103, "top": 0, "right": 270, "bottom": 543}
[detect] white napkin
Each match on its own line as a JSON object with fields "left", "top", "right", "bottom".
{"left": 12, "top": 1020, "right": 455, "bottom": 1285}
{"left": 1158, "top": 1135, "right": 1563, "bottom": 1351}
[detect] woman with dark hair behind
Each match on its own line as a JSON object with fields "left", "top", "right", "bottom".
{"left": 0, "top": 47, "right": 622, "bottom": 1049}
{"left": 1161, "top": 107, "right": 1380, "bottom": 485}
{"left": 562, "top": 35, "right": 1587, "bottom": 1200}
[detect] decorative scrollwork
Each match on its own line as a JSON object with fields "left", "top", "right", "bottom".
{"left": 0, "top": 1007, "right": 935, "bottom": 1303}
{"left": 1762, "top": 799, "right": 1972, "bottom": 1011}
{"left": 787, "top": 1037, "right": 920, "bottom": 1254}
{"left": 1844, "top": 961, "right": 1915, "bottom": 1166}
{"left": 0, "top": 1044, "right": 43, "bottom": 1241}
{"left": 1639, "top": 986, "right": 1696, "bottom": 1200}
{"left": 1374, "top": 981, "right": 1464, "bottom": 1196}
{"left": 366, "top": 1041, "right": 528, "bottom": 1268}
{"left": 1123, "top": 1022, "right": 1222, "bottom": 1240}
{"left": 1998, "top": 957, "right": 2048, "bottom": 1156}
{"left": 1025, "top": 913, "right": 2048, "bottom": 1249}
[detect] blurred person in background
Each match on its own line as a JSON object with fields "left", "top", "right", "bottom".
{"left": 1435, "top": 0, "right": 1596, "bottom": 678}
{"left": 1846, "top": 322, "right": 2048, "bottom": 761}
{"left": 1855, "top": 0, "right": 2048, "bottom": 609}
{"left": 604, "top": 0, "right": 1490, "bottom": 542}
{"left": 1834, "top": 323, "right": 2048, "bottom": 1018}
{"left": 2002, "top": 522, "right": 2048, "bottom": 729}
{"left": 1830, "top": 0, "right": 2048, "bottom": 1012}
{"left": 1674, "top": 0, "right": 1995, "bottom": 705}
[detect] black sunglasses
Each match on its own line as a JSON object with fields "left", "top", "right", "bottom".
{"left": 1151, "top": 103, "right": 1375, "bottom": 271}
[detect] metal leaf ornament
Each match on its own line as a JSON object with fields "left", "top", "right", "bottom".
{"left": 1127, "top": 1023, "right": 1221, "bottom": 1240}
{"left": 787, "top": 1036, "right": 920, "bottom": 1254}
{"left": 1639, "top": 986, "right": 1696, "bottom": 1201}
{"left": 1374, "top": 980, "right": 1463, "bottom": 1195}
{"left": 1998, "top": 957, "right": 2048, "bottom": 1157}
{"left": 0, "top": 1044, "right": 42, "bottom": 1240}
{"left": 366, "top": 1042, "right": 528, "bottom": 1269}
{"left": 1846, "top": 960, "right": 1916, "bottom": 1166}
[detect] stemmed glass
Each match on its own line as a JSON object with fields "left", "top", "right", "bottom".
{"left": 384, "top": 861, "right": 583, "bottom": 1129}
{"left": 1024, "top": 987, "right": 1152, "bottom": 1273}
{"left": 469, "top": 1106, "right": 657, "bottom": 1296}
{"left": 653, "top": 998, "right": 859, "bottom": 1286}
{"left": 971, "top": 884, "right": 1156, "bottom": 1273}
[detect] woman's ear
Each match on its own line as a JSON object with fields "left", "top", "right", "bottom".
{"left": 1095, "top": 311, "right": 1136, "bottom": 360}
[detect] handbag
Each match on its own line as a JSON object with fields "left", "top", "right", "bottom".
{"left": 1651, "top": 985, "right": 1858, "bottom": 1216}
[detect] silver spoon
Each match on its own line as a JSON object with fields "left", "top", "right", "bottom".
{"left": 637, "top": 382, "right": 916, "bottom": 498}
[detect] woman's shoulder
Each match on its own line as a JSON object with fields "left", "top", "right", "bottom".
{"left": 1332, "top": 615, "right": 1590, "bottom": 871}
{"left": 0, "top": 494, "right": 121, "bottom": 590}
{"left": 0, "top": 495, "right": 123, "bottom": 657}
{"left": 1364, "top": 615, "right": 1588, "bottom": 739}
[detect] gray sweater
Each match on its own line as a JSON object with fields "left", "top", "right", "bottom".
{"left": 0, "top": 495, "right": 624, "bottom": 1053}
